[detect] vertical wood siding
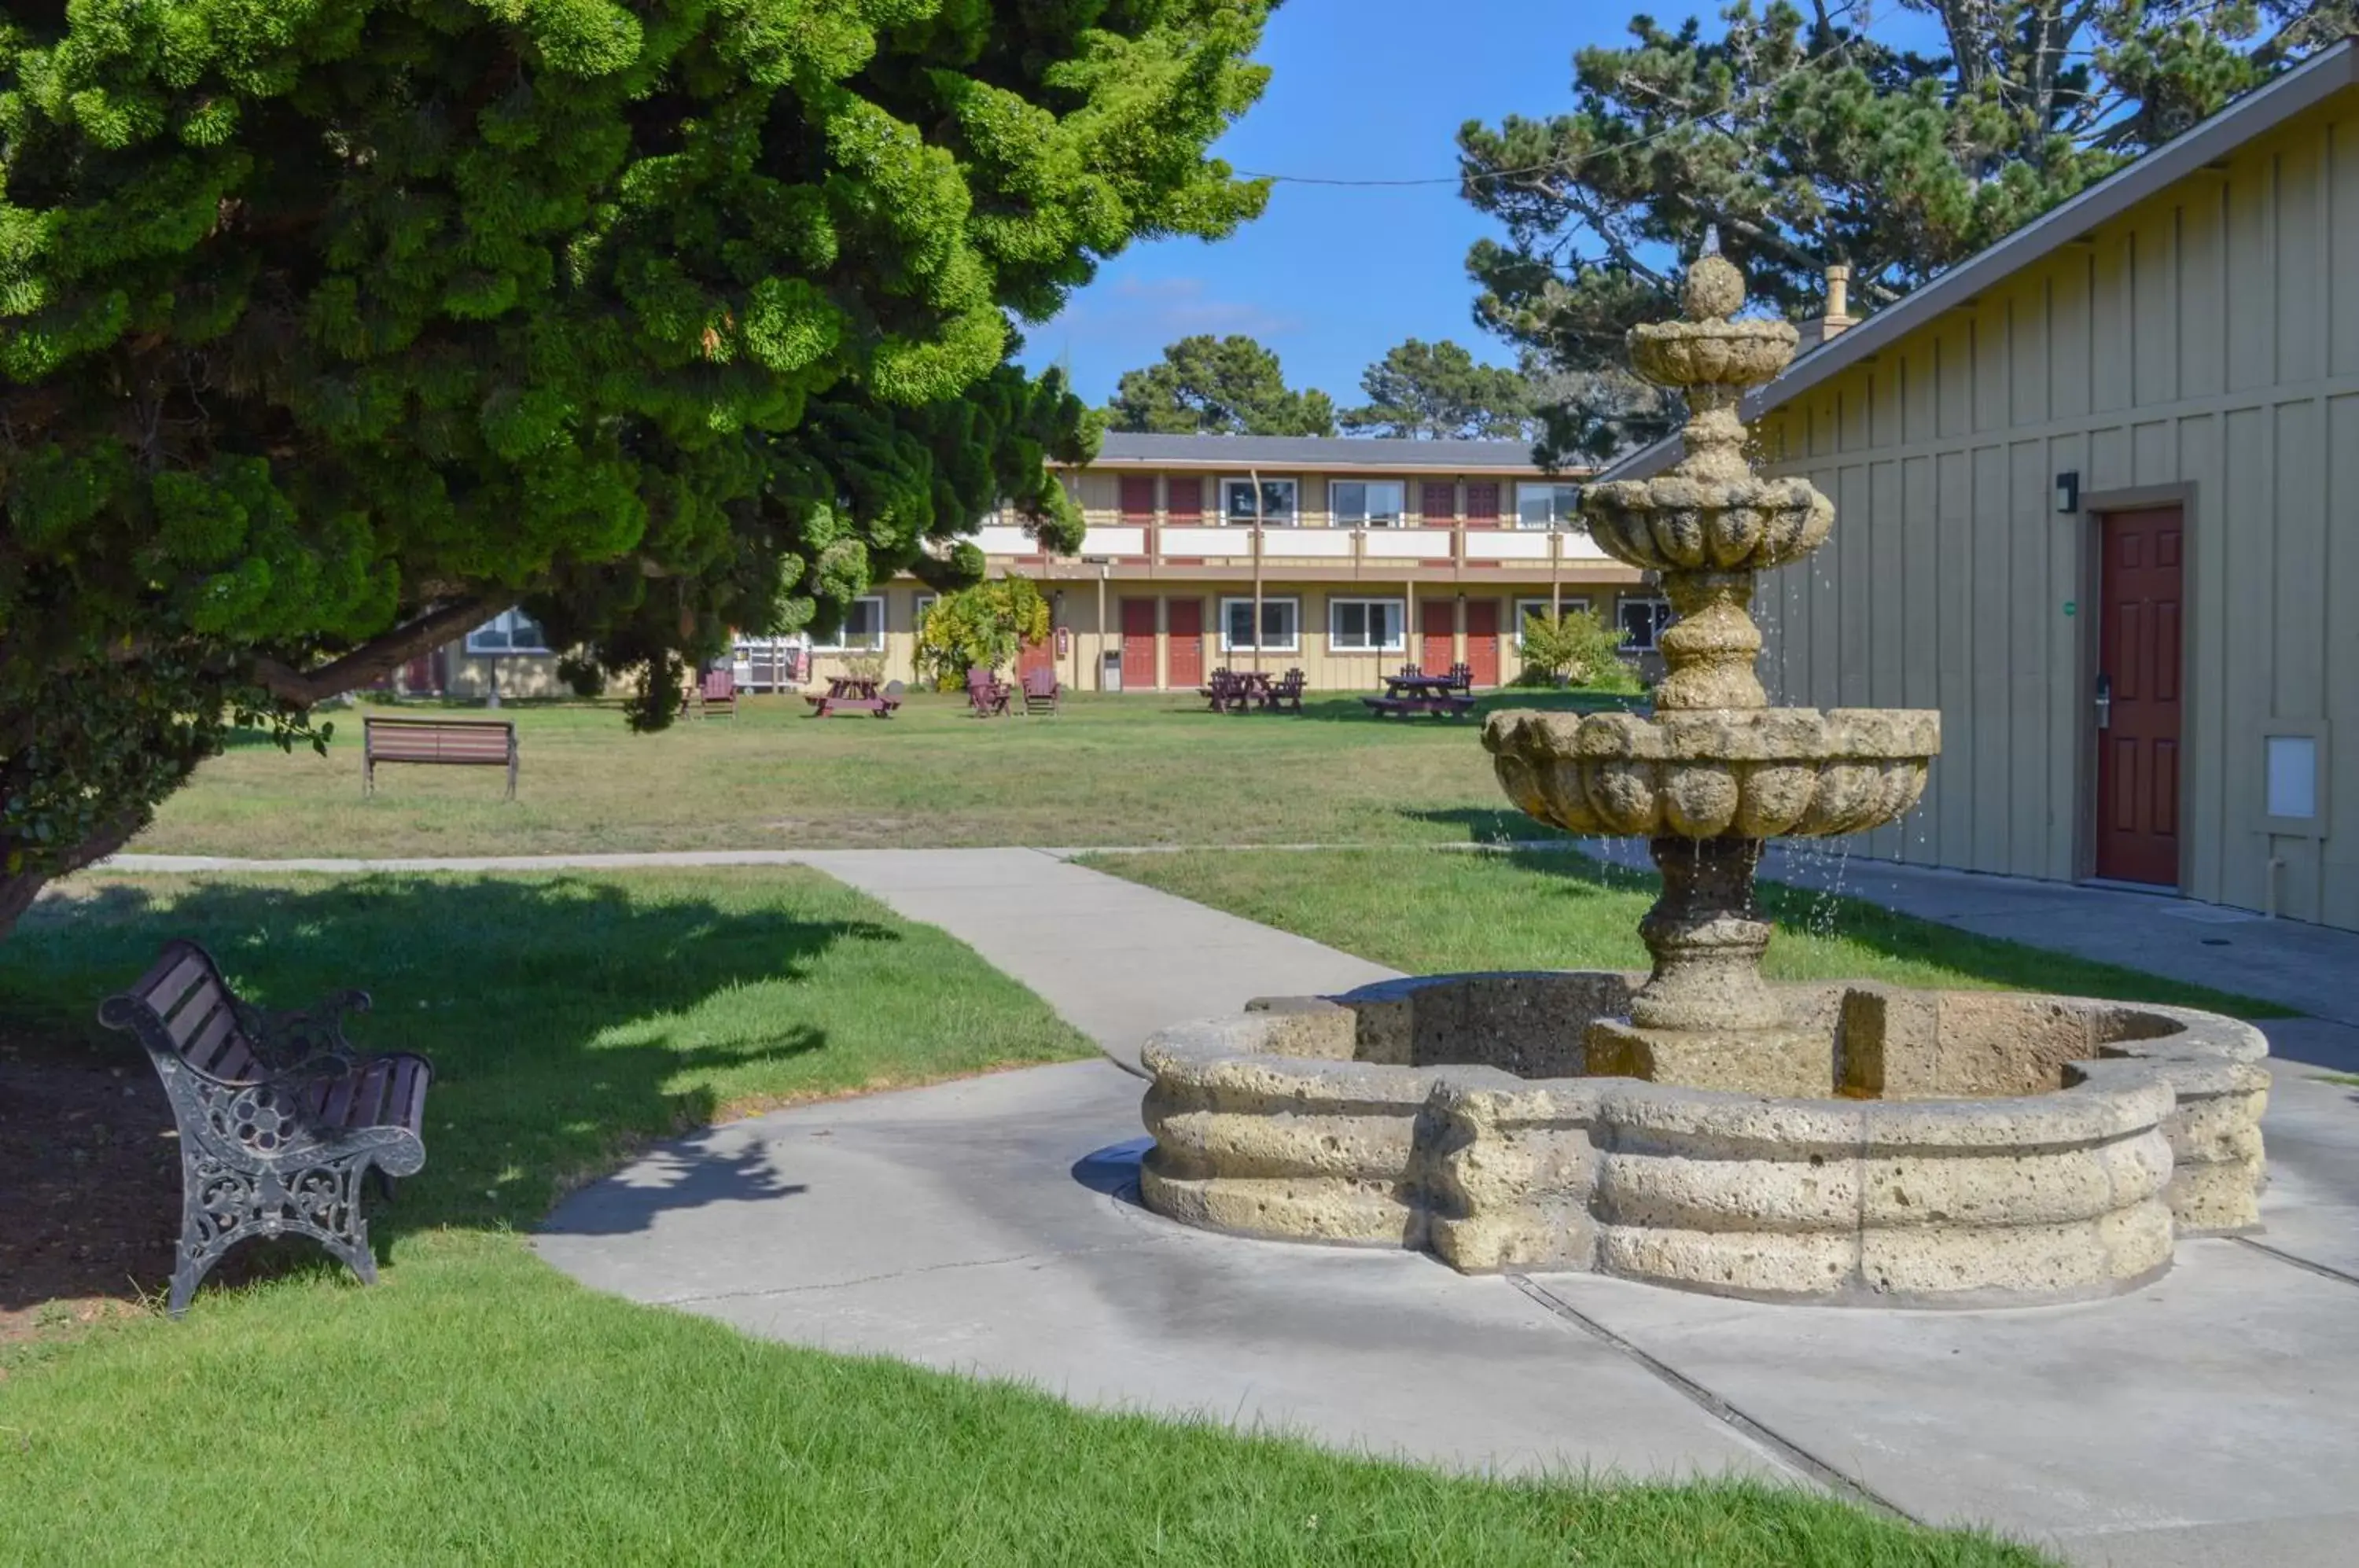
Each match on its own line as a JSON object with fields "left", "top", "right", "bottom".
{"left": 1757, "top": 98, "right": 2359, "bottom": 929}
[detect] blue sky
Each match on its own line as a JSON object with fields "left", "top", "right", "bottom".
{"left": 1016, "top": 0, "right": 1949, "bottom": 411}
{"left": 1014, "top": 0, "right": 1642, "bottom": 410}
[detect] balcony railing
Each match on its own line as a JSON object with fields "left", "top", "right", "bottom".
{"left": 974, "top": 520, "right": 1619, "bottom": 572}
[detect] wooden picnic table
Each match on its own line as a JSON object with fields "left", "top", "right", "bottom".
{"left": 804, "top": 675, "right": 901, "bottom": 719}
{"left": 1364, "top": 668, "right": 1474, "bottom": 720}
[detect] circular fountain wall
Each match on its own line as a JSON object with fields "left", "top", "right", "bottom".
{"left": 1139, "top": 974, "right": 2269, "bottom": 1308}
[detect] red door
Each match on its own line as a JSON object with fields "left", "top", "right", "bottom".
{"left": 1463, "top": 600, "right": 1500, "bottom": 687}
{"left": 1421, "top": 480, "right": 1456, "bottom": 524}
{"left": 1120, "top": 599, "right": 1157, "bottom": 689}
{"left": 1419, "top": 601, "right": 1455, "bottom": 672}
{"left": 1165, "top": 599, "right": 1204, "bottom": 688}
{"left": 2095, "top": 508, "right": 2184, "bottom": 886}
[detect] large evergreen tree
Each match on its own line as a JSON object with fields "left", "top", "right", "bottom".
{"left": 1104, "top": 333, "right": 1335, "bottom": 435}
{"left": 0, "top": 0, "right": 1279, "bottom": 934}
{"left": 1460, "top": 0, "right": 2356, "bottom": 461}
{"left": 1339, "top": 337, "right": 1531, "bottom": 440}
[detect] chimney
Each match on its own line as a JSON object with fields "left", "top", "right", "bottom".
{"left": 1795, "top": 263, "right": 1856, "bottom": 352}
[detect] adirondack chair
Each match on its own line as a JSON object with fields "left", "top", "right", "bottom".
{"left": 1447, "top": 661, "right": 1474, "bottom": 693}
{"left": 966, "top": 665, "right": 1010, "bottom": 717}
{"left": 1021, "top": 666, "right": 1060, "bottom": 715}
{"left": 700, "top": 668, "right": 738, "bottom": 718}
{"left": 1200, "top": 668, "right": 1233, "bottom": 710}
{"left": 1264, "top": 668, "right": 1307, "bottom": 714}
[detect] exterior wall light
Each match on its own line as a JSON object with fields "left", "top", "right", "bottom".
{"left": 2055, "top": 471, "right": 2080, "bottom": 513}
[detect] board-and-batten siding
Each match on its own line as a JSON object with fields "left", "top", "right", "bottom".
{"left": 1757, "top": 96, "right": 2359, "bottom": 931}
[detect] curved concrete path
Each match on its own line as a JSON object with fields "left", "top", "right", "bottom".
{"left": 108, "top": 846, "right": 1396, "bottom": 1077}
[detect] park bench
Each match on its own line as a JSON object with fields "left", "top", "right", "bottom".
{"left": 98, "top": 940, "right": 432, "bottom": 1317}
{"left": 363, "top": 716, "right": 517, "bottom": 799}
{"left": 1360, "top": 693, "right": 1476, "bottom": 719}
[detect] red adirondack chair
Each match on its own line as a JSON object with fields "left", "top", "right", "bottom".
{"left": 1021, "top": 667, "right": 1060, "bottom": 716}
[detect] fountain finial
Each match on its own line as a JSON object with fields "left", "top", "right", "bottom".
{"left": 1681, "top": 240, "right": 1746, "bottom": 323}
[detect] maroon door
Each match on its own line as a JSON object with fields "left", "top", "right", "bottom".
{"left": 2094, "top": 508, "right": 2184, "bottom": 886}
{"left": 1165, "top": 598, "right": 1204, "bottom": 688}
{"left": 1463, "top": 481, "right": 1500, "bottom": 528}
{"left": 1120, "top": 598, "right": 1157, "bottom": 689}
{"left": 1421, "top": 480, "right": 1456, "bottom": 524}
{"left": 1118, "top": 475, "right": 1157, "bottom": 520}
{"left": 1463, "top": 600, "right": 1500, "bottom": 687}
{"left": 1419, "top": 601, "right": 1455, "bottom": 672}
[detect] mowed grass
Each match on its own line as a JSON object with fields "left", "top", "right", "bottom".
{"left": 133, "top": 690, "right": 1632, "bottom": 859}
{"left": 0, "top": 870, "right": 2050, "bottom": 1566}
{"left": 1087, "top": 847, "right": 2287, "bottom": 1018}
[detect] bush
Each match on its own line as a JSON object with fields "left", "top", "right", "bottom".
{"left": 1514, "top": 608, "right": 1641, "bottom": 691}
{"left": 916, "top": 578, "right": 1052, "bottom": 690}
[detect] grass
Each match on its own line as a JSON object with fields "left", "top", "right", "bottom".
{"left": 1086, "top": 847, "right": 2289, "bottom": 1018}
{"left": 0, "top": 868, "right": 2051, "bottom": 1566}
{"left": 133, "top": 689, "right": 1639, "bottom": 859}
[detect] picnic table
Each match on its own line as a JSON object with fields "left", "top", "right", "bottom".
{"left": 1362, "top": 666, "right": 1475, "bottom": 720}
{"left": 804, "top": 675, "right": 901, "bottom": 719}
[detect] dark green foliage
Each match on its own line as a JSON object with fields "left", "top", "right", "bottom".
{"left": 1105, "top": 332, "right": 1335, "bottom": 435}
{"left": 1460, "top": 1, "right": 2355, "bottom": 461}
{"left": 0, "top": 0, "right": 1276, "bottom": 925}
{"left": 1339, "top": 337, "right": 1532, "bottom": 440}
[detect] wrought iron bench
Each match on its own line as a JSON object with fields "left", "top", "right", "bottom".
{"left": 99, "top": 940, "right": 432, "bottom": 1317}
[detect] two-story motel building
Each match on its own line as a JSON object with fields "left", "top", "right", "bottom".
{"left": 809, "top": 432, "right": 1651, "bottom": 693}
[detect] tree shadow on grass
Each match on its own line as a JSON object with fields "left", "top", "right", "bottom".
{"left": 0, "top": 874, "right": 898, "bottom": 1315}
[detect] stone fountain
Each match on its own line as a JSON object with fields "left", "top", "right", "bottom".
{"left": 1135, "top": 250, "right": 2271, "bottom": 1307}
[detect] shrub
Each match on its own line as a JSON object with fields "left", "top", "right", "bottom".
{"left": 1514, "top": 608, "right": 1640, "bottom": 690}
{"left": 915, "top": 578, "right": 1052, "bottom": 690}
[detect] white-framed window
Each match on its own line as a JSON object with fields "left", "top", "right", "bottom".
{"left": 1220, "top": 595, "right": 1300, "bottom": 652}
{"left": 811, "top": 595, "right": 886, "bottom": 652}
{"left": 1515, "top": 481, "right": 1583, "bottom": 529}
{"left": 1618, "top": 596, "right": 1673, "bottom": 652}
{"left": 1330, "top": 479, "right": 1404, "bottom": 528}
{"left": 914, "top": 594, "right": 937, "bottom": 630}
{"left": 1220, "top": 476, "right": 1297, "bottom": 525}
{"left": 466, "top": 608, "right": 550, "bottom": 655}
{"left": 1513, "top": 597, "right": 1593, "bottom": 646}
{"left": 1327, "top": 597, "right": 1406, "bottom": 653}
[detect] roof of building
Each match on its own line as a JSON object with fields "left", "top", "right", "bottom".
{"left": 1594, "top": 38, "right": 2359, "bottom": 484}
{"left": 1084, "top": 431, "right": 1566, "bottom": 474}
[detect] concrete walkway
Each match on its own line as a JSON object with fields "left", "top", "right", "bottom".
{"left": 539, "top": 1056, "right": 2359, "bottom": 1568}
{"left": 109, "top": 846, "right": 1396, "bottom": 1075}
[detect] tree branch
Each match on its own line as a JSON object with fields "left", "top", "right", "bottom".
{"left": 249, "top": 598, "right": 498, "bottom": 708}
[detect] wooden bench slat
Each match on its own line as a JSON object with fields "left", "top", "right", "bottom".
{"left": 210, "top": 1040, "right": 257, "bottom": 1083}
{"left": 182, "top": 1003, "right": 241, "bottom": 1072}
{"left": 317, "top": 1065, "right": 364, "bottom": 1128}
{"left": 346, "top": 1058, "right": 395, "bottom": 1128}
{"left": 165, "top": 982, "right": 228, "bottom": 1048}
{"left": 146, "top": 951, "right": 212, "bottom": 1016}
{"left": 388, "top": 1058, "right": 429, "bottom": 1135}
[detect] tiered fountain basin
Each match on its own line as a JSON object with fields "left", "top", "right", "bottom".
{"left": 1486, "top": 709, "right": 1939, "bottom": 839}
{"left": 1139, "top": 974, "right": 2269, "bottom": 1308}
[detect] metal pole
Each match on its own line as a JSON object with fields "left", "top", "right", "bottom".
{"left": 1095, "top": 567, "right": 1108, "bottom": 691}
{"left": 1249, "top": 466, "right": 1265, "bottom": 675}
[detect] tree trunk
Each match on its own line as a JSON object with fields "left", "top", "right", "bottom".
{"left": 0, "top": 812, "right": 150, "bottom": 944}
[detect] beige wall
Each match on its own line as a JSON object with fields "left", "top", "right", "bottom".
{"left": 1069, "top": 467, "right": 1562, "bottom": 526}
{"left": 1755, "top": 91, "right": 2359, "bottom": 929}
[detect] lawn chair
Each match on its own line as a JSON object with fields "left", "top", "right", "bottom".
{"left": 1448, "top": 661, "right": 1474, "bottom": 694}
{"left": 1021, "top": 666, "right": 1061, "bottom": 716}
{"left": 1201, "top": 668, "right": 1234, "bottom": 710}
{"left": 966, "top": 665, "right": 1010, "bottom": 717}
{"left": 1264, "top": 668, "right": 1306, "bottom": 714}
{"left": 700, "top": 668, "right": 738, "bottom": 719}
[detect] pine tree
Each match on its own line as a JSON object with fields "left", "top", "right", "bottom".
{"left": 1339, "top": 338, "right": 1531, "bottom": 440}
{"left": 1460, "top": 0, "right": 2357, "bottom": 460}
{"left": 1105, "top": 334, "right": 1336, "bottom": 436}
{"left": 0, "top": 0, "right": 1278, "bottom": 934}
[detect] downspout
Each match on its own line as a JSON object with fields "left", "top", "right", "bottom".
{"left": 1249, "top": 466, "right": 1265, "bottom": 675}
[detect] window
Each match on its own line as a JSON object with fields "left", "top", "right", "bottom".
{"left": 1330, "top": 480, "right": 1405, "bottom": 528}
{"left": 1514, "top": 597, "right": 1592, "bottom": 646}
{"left": 915, "top": 594, "right": 937, "bottom": 630}
{"left": 1220, "top": 477, "right": 1297, "bottom": 525}
{"left": 466, "top": 608, "right": 550, "bottom": 655}
{"left": 811, "top": 595, "right": 886, "bottom": 652}
{"left": 1516, "top": 481, "right": 1583, "bottom": 529}
{"left": 1618, "top": 596, "right": 1673, "bottom": 652}
{"left": 1220, "top": 596, "right": 1300, "bottom": 652}
{"left": 1328, "top": 598, "right": 1406, "bottom": 652}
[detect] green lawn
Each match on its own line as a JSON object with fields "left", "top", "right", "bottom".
{"left": 134, "top": 690, "right": 1636, "bottom": 859}
{"left": 1087, "top": 847, "right": 2288, "bottom": 1018}
{"left": 0, "top": 869, "right": 2048, "bottom": 1566}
